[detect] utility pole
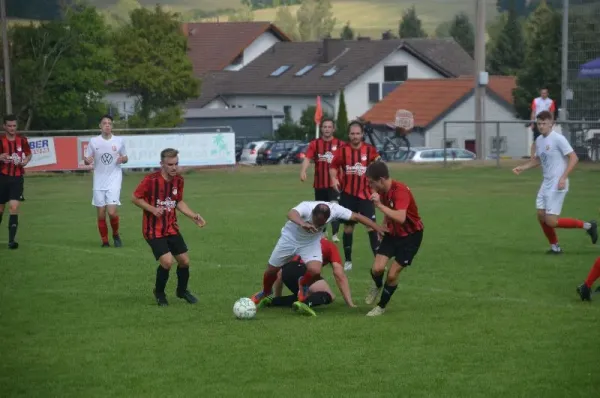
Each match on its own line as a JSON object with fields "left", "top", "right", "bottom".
{"left": 0, "top": 0, "right": 11, "bottom": 114}
{"left": 560, "top": 0, "right": 571, "bottom": 142}
{"left": 474, "top": 0, "right": 486, "bottom": 159}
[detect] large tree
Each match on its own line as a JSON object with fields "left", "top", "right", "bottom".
{"left": 513, "top": 1, "right": 562, "bottom": 119}
{"left": 340, "top": 21, "right": 355, "bottom": 40}
{"left": 336, "top": 90, "right": 348, "bottom": 139}
{"left": 449, "top": 12, "right": 475, "bottom": 57}
{"left": 487, "top": 1, "right": 525, "bottom": 76}
{"left": 8, "top": 3, "right": 115, "bottom": 129}
{"left": 113, "top": 5, "right": 200, "bottom": 127}
{"left": 398, "top": 6, "right": 427, "bottom": 38}
{"left": 296, "top": 0, "right": 336, "bottom": 41}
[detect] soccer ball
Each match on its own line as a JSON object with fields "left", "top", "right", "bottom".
{"left": 233, "top": 297, "right": 256, "bottom": 320}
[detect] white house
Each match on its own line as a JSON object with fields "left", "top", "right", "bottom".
{"left": 105, "top": 22, "right": 290, "bottom": 120}
{"left": 361, "top": 76, "right": 529, "bottom": 158}
{"left": 187, "top": 38, "right": 475, "bottom": 123}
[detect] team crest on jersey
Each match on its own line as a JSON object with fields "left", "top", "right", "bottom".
{"left": 172, "top": 188, "right": 178, "bottom": 195}
{"left": 332, "top": 145, "right": 337, "bottom": 151}
{"left": 112, "top": 145, "right": 117, "bottom": 151}
{"left": 16, "top": 146, "right": 22, "bottom": 152}
{"left": 389, "top": 200, "right": 394, "bottom": 208}
{"left": 545, "top": 145, "right": 550, "bottom": 151}
{"left": 361, "top": 155, "right": 367, "bottom": 161}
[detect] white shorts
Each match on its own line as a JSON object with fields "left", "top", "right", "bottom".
{"left": 536, "top": 189, "right": 567, "bottom": 215}
{"left": 92, "top": 189, "right": 121, "bottom": 207}
{"left": 267, "top": 237, "right": 322, "bottom": 267}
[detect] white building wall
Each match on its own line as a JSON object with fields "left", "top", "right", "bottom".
{"left": 426, "top": 95, "right": 528, "bottom": 158}
{"left": 340, "top": 49, "right": 444, "bottom": 121}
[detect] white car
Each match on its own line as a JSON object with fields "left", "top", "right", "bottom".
{"left": 391, "top": 147, "right": 476, "bottom": 163}
{"left": 240, "top": 140, "right": 270, "bottom": 164}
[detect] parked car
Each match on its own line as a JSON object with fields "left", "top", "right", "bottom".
{"left": 258, "top": 140, "right": 304, "bottom": 165}
{"left": 284, "top": 143, "right": 309, "bottom": 164}
{"left": 393, "top": 147, "right": 476, "bottom": 163}
{"left": 240, "top": 140, "right": 270, "bottom": 164}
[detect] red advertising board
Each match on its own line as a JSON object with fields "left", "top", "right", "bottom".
{"left": 26, "top": 136, "right": 80, "bottom": 172}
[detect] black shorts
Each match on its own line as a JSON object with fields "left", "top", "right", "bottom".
{"left": 339, "top": 192, "right": 375, "bottom": 225}
{"left": 532, "top": 123, "right": 541, "bottom": 141}
{"left": 0, "top": 175, "right": 24, "bottom": 205}
{"left": 314, "top": 187, "right": 340, "bottom": 202}
{"left": 376, "top": 230, "right": 423, "bottom": 267}
{"left": 281, "top": 261, "right": 323, "bottom": 295}
{"left": 146, "top": 233, "right": 188, "bottom": 261}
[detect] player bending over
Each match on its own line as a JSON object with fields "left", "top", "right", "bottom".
{"left": 364, "top": 161, "right": 424, "bottom": 317}
{"left": 84, "top": 115, "right": 128, "bottom": 247}
{"left": 577, "top": 257, "right": 600, "bottom": 301}
{"left": 132, "top": 148, "right": 206, "bottom": 306}
{"left": 250, "top": 201, "right": 386, "bottom": 305}
{"left": 513, "top": 111, "right": 597, "bottom": 254}
{"left": 258, "top": 237, "right": 356, "bottom": 316}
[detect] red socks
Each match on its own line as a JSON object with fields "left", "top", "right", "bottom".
{"left": 585, "top": 257, "right": 600, "bottom": 288}
{"left": 109, "top": 215, "right": 120, "bottom": 236}
{"left": 539, "top": 220, "right": 558, "bottom": 245}
{"left": 97, "top": 219, "right": 108, "bottom": 244}
{"left": 262, "top": 270, "right": 278, "bottom": 295}
{"left": 556, "top": 218, "right": 584, "bottom": 229}
{"left": 299, "top": 271, "right": 316, "bottom": 286}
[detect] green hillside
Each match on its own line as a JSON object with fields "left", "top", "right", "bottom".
{"left": 89, "top": 0, "right": 498, "bottom": 39}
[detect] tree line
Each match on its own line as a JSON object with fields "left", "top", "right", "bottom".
{"left": 1, "top": 2, "right": 199, "bottom": 130}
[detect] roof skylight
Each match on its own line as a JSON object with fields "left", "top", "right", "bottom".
{"left": 295, "top": 64, "right": 315, "bottom": 76}
{"left": 322, "top": 66, "right": 338, "bottom": 77}
{"left": 270, "top": 65, "right": 291, "bottom": 76}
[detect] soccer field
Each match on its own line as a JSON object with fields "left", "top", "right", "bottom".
{"left": 1, "top": 163, "right": 599, "bottom": 397}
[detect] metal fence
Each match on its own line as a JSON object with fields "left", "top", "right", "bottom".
{"left": 442, "top": 120, "right": 600, "bottom": 167}
{"left": 565, "top": 0, "right": 600, "bottom": 124}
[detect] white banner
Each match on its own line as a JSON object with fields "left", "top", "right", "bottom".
{"left": 25, "top": 137, "right": 57, "bottom": 168}
{"left": 77, "top": 132, "right": 236, "bottom": 169}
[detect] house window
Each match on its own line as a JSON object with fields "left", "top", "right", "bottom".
{"left": 490, "top": 136, "right": 508, "bottom": 153}
{"left": 384, "top": 65, "right": 408, "bottom": 82}
{"left": 381, "top": 82, "right": 401, "bottom": 98}
{"left": 368, "top": 83, "right": 380, "bottom": 103}
{"left": 231, "top": 53, "right": 243, "bottom": 65}
{"left": 270, "top": 65, "right": 291, "bottom": 76}
{"left": 283, "top": 105, "right": 292, "bottom": 121}
{"left": 295, "top": 64, "right": 315, "bottom": 76}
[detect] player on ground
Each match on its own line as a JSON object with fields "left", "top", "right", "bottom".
{"left": 132, "top": 148, "right": 206, "bottom": 306}
{"left": 513, "top": 111, "right": 597, "bottom": 253}
{"left": 330, "top": 121, "right": 381, "bottom": 271}
{"left": 257, "top": 237, "right": 356, "bottom": 316}
{"left": 577, "top": 257, "right": 600, "bottom": 301}
{"left": 363, "top": 161, "right": 423, "bottom": 317}
{"left": 529, "top": 88, "right": 556, "bottom": 158}
{"left": 300, "top": 118, "right": 346, "bottom": 242}
{"left": 250, "top": 201, "right": 386, "bottom": 305}
{"left": 0, "top": 114, "right": 32, "bottom": 249}
{"left": 84, "top": 115, "right": 128, "bottom": 247}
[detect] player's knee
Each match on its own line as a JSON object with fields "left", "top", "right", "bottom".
{"left": 8, "top": 203, "right": 19, "bottom": 214}
{"left": 544, "top": 217, "right": 558, "bottom": 228}
{"left": 159, "top": 255, "right": 176, "bottom": 269}
{"left": 107, "top": 208, "right": 118, "bottom": 218}
{"left": 343, "top": 224, "right": 354, "bottom": 233}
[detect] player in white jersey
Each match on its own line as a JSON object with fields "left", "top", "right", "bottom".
{"left": 84, "top": 115, "right": 128, "bottom": 247}
{"left": 529, "top": 88, "right": 556, "bottom": 158}
{"left": 250, "top": 201, "right": 386, "bottom": 306}
{"left": 513, "top": 111, "right": 597, "bottom": 254}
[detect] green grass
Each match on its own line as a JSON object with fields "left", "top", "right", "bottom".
{"left": 1, "top": 163, "right": 599, "bottom": 397}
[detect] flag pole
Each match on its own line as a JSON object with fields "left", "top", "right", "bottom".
{"left": 316, "top": 124, "right": 320, "bottom": 139}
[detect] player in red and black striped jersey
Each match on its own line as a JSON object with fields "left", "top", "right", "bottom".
{"left": 300, "top": 118, "right": 346, "bottom": 242}
{"left": 363, "top": 161, "right": 424, "bottom": 316}
{"left": 330, "top": 121, "right": 381, "bottom": 271}
{"left": 0, "top": 114, "right": 32, "bottom": 249}
{"left": 132, "top": 148, "right": 207, "bottom": 307}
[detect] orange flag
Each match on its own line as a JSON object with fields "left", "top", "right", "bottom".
{"left": 314, "top": 95, "right": 323, "bottom": 124}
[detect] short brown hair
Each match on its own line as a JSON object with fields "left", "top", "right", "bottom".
{"left": 348, "top": 120, "right": 364, "bottom": 133}
{"left": 160, "top": 148, "right": 179, "bottom": 160}
{"left": 536, "top": 111, "right": 554, "bottom": 121}
{"left": 366, "top": 160, "right": 389, "bottom": 180}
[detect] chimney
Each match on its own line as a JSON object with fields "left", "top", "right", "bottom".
{"left": 322, "top": 38, "right": 344, "bottom": 63}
